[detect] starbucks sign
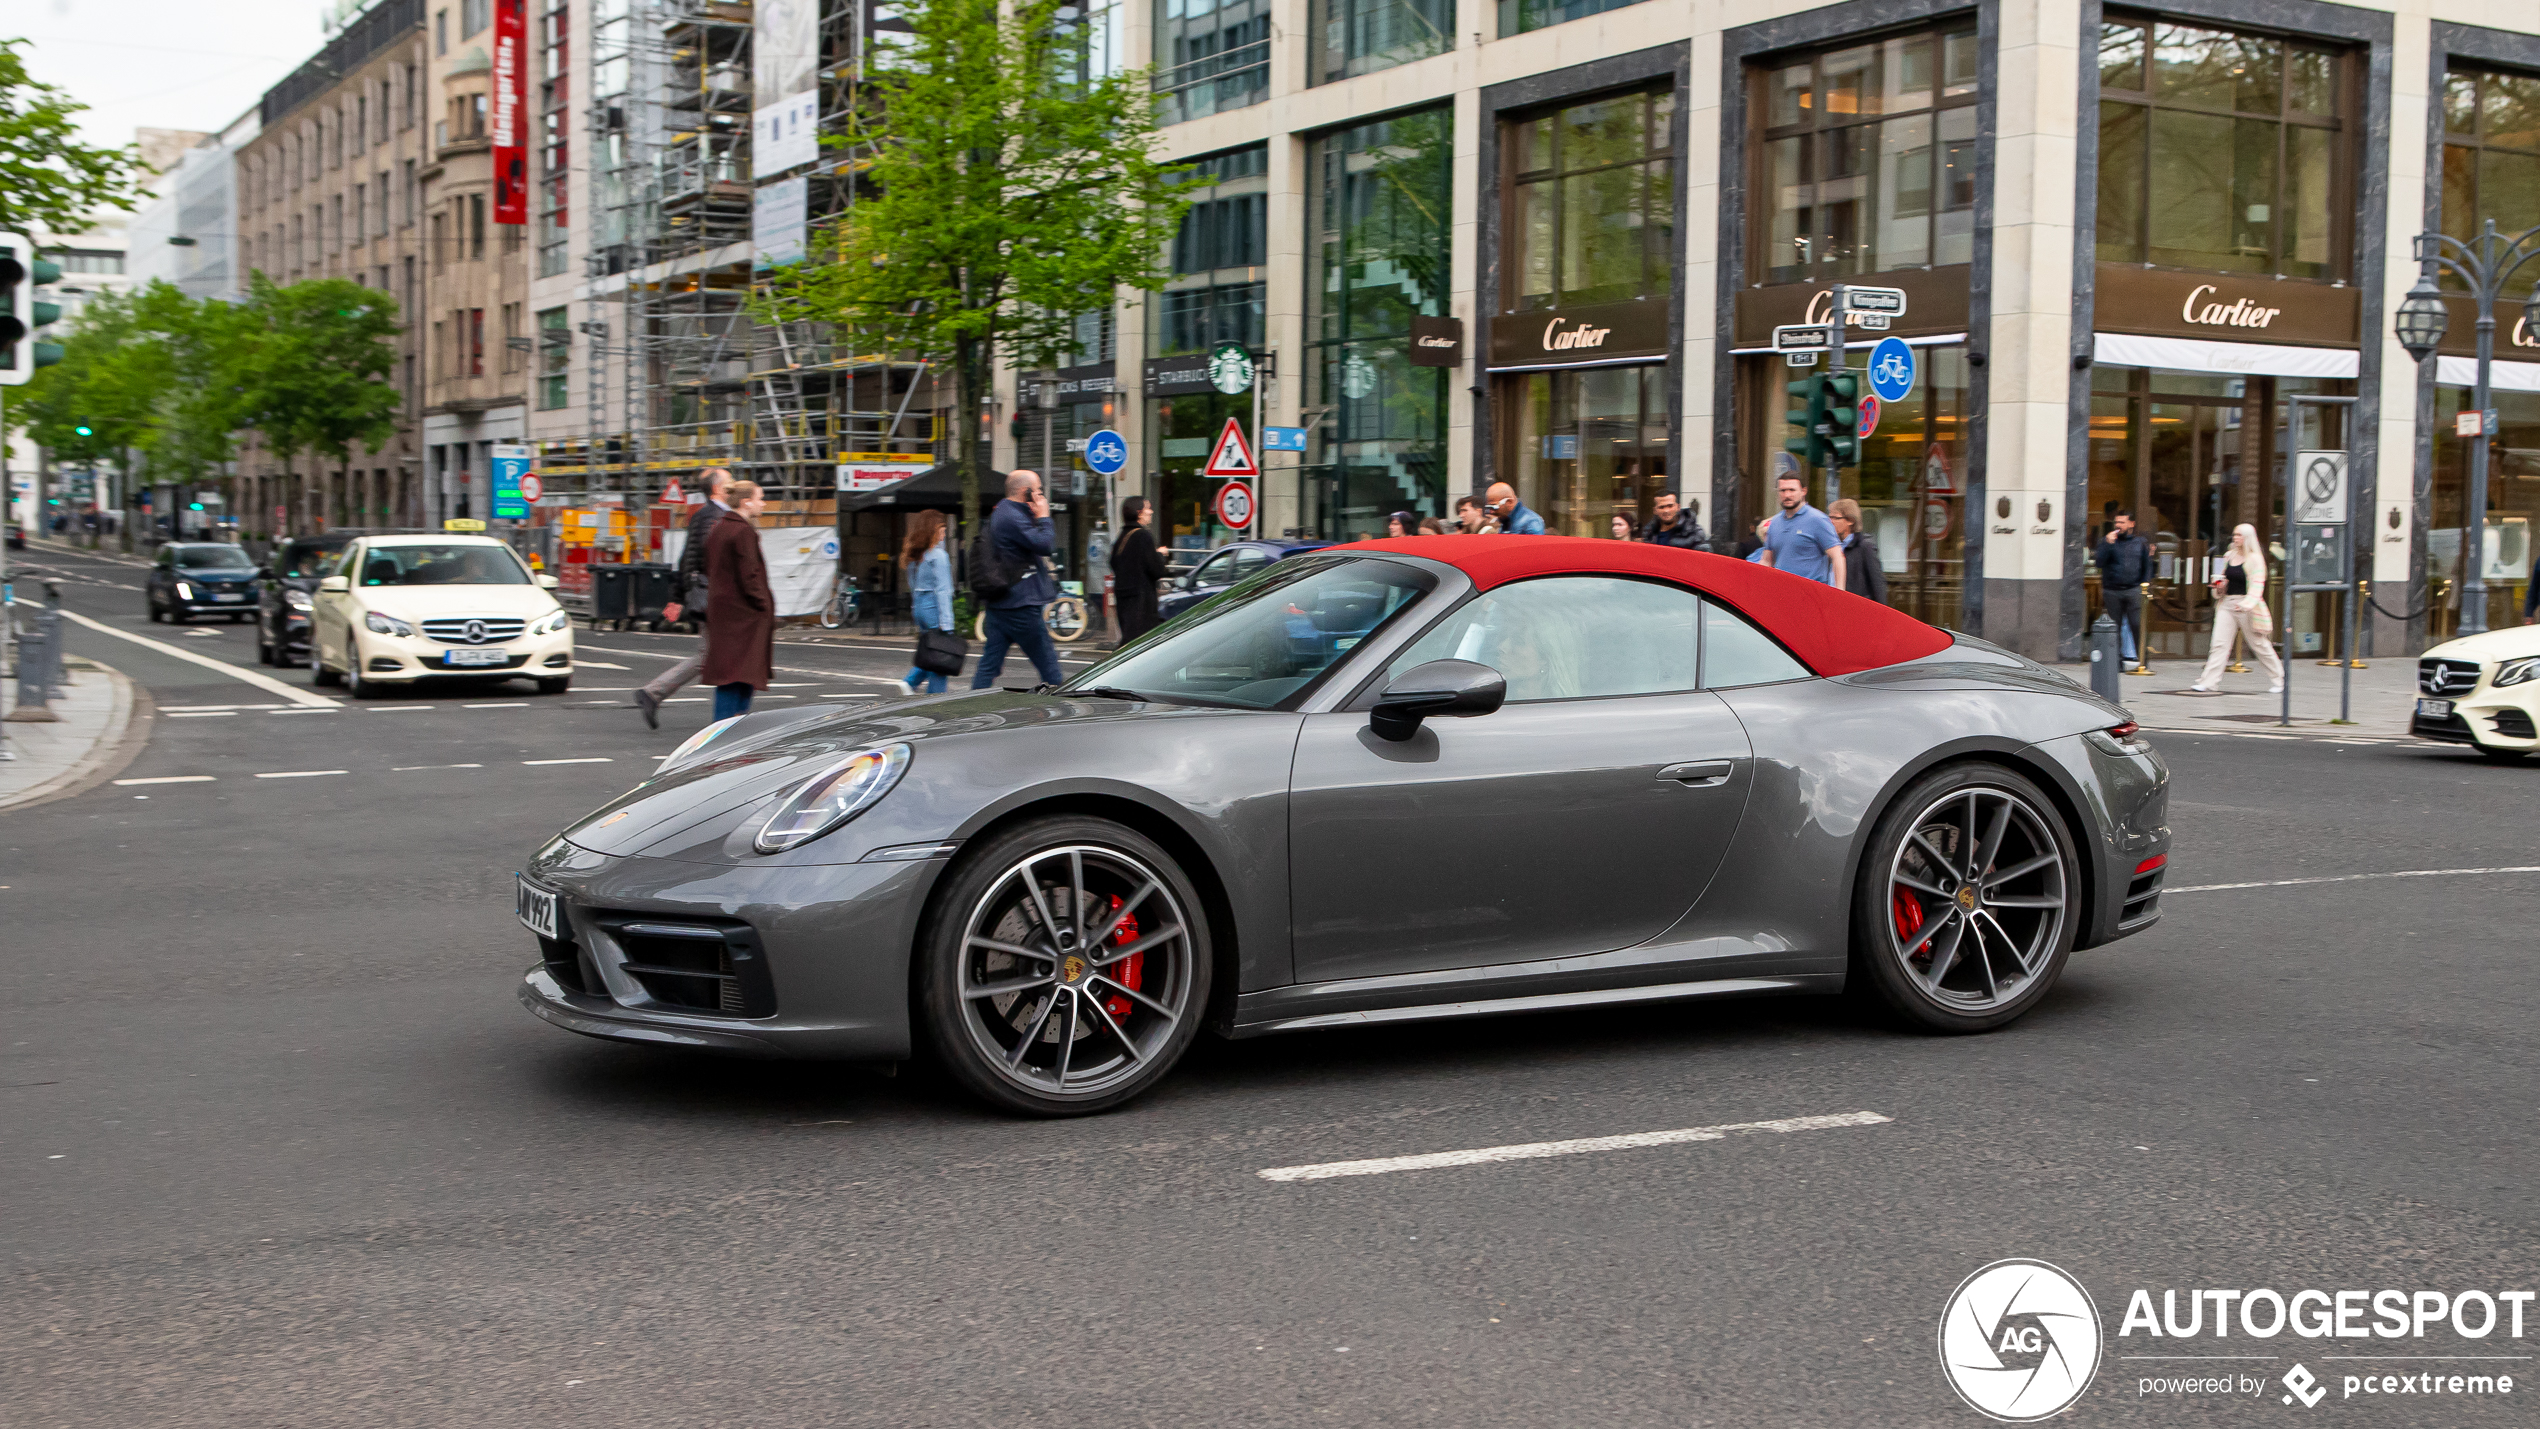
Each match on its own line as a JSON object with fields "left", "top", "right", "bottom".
{"left": 1209, "top": 342, "right": 1256, "bottom": 395}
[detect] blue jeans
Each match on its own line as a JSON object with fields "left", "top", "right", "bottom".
{"left": 971, "top": 605, "right": 1064, "bottom": 689}
{"left": 901, "top": 665, "right": 948, "bottom": 694}
{"left": 712, "top": 682, "right": 755, "bottom": 720}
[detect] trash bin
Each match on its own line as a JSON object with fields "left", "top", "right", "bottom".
{"left": 589, "top": 565, "right": 639, "bottom": 630}
{"left": 630, "top": 563, "right": 680, "bottom": 629}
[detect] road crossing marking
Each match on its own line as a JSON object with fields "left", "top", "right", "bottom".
{"left": 114, "top": 776, "right": 216, "bottom": 786}
{"left": 1256, "top": 1111, "right": 1893, "bottom": 1183}
{"left": 47, "top": 606, "right": 339, "bottom": 707}
{"left": 163, "top": 711, "right": 236, "bottom": 719}
{"left": 523, "top": 757, "right": 613, "bottom": 766}
{"left": 255, "top": 770, "right": 348, "bottom": 780}
{"left": 393, "top": 763, "right": 485, "bottom": 771}
{"left": 575, "top": 662, "right": 631, "bottom": 670}
{"left": 462, "top": 702, "right": 529, "bottom": 709}
{"left": 365, "top": 705, "right": 433, "bottom": 712}
{"left": 2168, "top": 866, "right": 2540, "bottom": 894}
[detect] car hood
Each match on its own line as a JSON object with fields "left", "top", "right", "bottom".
{"left": 2425, "top": 627, "right": 2540, "bottom": 664}
{"left": 179, "top": 568, "right": 259, "bottom": 582}
{"left": 557, "top": 688, "right": 1252, "bottom": 860}
{"left": 348, "top": 584, "right": 562, "bottom": 617}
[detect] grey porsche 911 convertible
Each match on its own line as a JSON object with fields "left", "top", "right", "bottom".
{"left": 517, "top": 536, "right": 2170, "bottom": 1115}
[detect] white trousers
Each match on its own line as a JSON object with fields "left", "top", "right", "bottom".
{"left": 2197, "top": 601, "right": 2283, "bottom": 688}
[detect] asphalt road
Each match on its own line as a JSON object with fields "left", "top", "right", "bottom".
{"left": 5, "top": 542, "right": 2534, "bottom": 1427}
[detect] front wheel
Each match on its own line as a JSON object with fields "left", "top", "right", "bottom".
{"left": 916, "top": 817, "right": 1212, "bottom": 1116}
{"left": 816, "top": 585, "right": 850, "bottom": 630}
{"left": 536, "top": 675, "right": 571, "bottom": 695}
{"left": 1850, "top": 763, "right": 2079, "bottom": 1032}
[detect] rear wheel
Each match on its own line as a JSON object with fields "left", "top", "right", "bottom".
{"left": 311, "top": 646, "right": 343, "bottom": 687}
{"left": 916, "top": 816, "right": 1211, "bottom": 1116}
{"left": 1851, "top": 764, "right": 2079, "bottom": 1032}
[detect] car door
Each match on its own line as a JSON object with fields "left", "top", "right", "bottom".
{"left": 1286, "top": 575, "right": 1755, "bottom": 983}
{"left": 312, "top": 541, "right": 361, "bottom": 667}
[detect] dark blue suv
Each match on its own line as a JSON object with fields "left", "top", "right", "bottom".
{"left": 1154, "top": 537, "right": 1335, "bottom": 622}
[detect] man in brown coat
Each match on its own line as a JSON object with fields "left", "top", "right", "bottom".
{"left": 701, "top": 480, "right": 775, "bottom": 720}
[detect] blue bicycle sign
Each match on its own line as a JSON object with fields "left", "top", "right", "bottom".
{"left": 1868, "top": 337, "right": 1917, "bottom": 404}
{"left": 1082, "top": 428, "right": 1128, "bottom": 477}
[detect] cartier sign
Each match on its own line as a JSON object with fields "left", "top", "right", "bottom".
{"left": 2436, "top": 294, "right": 2540, "bottom": 360}
{"left": 2092, "top": 264, "right": 2358, "bottom": 347}
{"left": 1488, "top": 297, "right": 1669, "bottom": 370}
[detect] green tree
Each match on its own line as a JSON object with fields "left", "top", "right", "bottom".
{"left": 758, "top": 0, "right": 1197, "bottom": 528}
{"left": 233, "top": 273, "right": 404, "bottom": 532}
{"left": 0, "top": 38, "right": 151, "bottom": 234}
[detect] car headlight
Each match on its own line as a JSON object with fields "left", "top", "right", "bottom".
{"left": 2495, "top": 656, "right": 2540, "bottom": 688}
{"left": 531, "top": 609, "right": 571, "bottom": 636}
{"left": 755, "top": 744, "right": 912, "bottom": 854}
{"left": 364, "top": 610, "right": 416, "bottom": 637}
{"left": 657, "top": 716, "right": 742, "bottom": 774}
{"left": 174, "top": 581, "right": 193, "bottom": 600}
{"left": 284, "top": 589, "right": 313, "bottom": 611}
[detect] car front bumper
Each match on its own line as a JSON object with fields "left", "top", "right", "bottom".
{"left": 351, "top": 626, "right": 575, "bottom": 682}
{"left": 2413, "top": 693, "right": 2538, "bottom": 750}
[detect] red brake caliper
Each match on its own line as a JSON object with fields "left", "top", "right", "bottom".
{"left": 1891, "top": 887, "right": 1925, "bottom": 945}
{"left": 1103, "top": 894, "right": 1142, "bottom": 1021}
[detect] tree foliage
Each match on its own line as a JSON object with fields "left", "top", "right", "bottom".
{"left": 233, "top": 273, "right": 404, "bottom": 475}
{"left": 0, "top": 38, "right": 151, "bottom": 235}
{"left": 758, "top": 0, "right": 1197, "bottom": 527}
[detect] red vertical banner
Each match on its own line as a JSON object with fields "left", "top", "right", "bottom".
{"left": 491, "top": 0, "right": 528, "bottom": 224}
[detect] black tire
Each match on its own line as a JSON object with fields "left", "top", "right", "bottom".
{"left": 148, "top": 600, "right": 163, "bottom": 624}
{"left": 311, "top": 652, "right": 343, "bottom": 687}
{"left": 345, "top": 656, "right": 377, "bottom": 699}
{"left": 2477, "top": 745, "right": 2529, "bottom": 762}
{"left": 1850, "top": 762, "right": 2080, "bottom": 1033}
{"left": 256, "top": 629, "right": 275, "bottom": 665}
{"left": 916, "top": 816, "right": 1212, "bottom": 1116}
{"left": 536, "top": 676, "right": 571, "bottom": 695}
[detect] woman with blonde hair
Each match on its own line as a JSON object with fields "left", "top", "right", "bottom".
{"left": 2193, "top": 522, "right": 2283, "bottom": 693}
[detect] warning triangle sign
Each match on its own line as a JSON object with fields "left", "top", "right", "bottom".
{"left": 1202, "top": 417, "right": 1259, "bottom": 477}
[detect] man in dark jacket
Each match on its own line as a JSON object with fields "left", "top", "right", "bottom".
{"left": 2095, "top": 509, "right": 2152, "bottom": 668}
{"left": 971, "top": 470, "right": 1065, "bottom": 689}
{"left": 1109, "top": 495, "right": 1168, "bottom": 645}
{"left": 1635, "top": 493, "right": 1708, "bottom": 550}
{"left": 635, "top": 466, "right": 732, "bottom": 728}
{"left": 1830, "top": 499, "right": 1888, "bottom": 603}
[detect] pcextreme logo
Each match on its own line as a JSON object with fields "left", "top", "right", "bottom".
{"left": 1940, "top": 1259, "right": 2104, "bottom": 1421}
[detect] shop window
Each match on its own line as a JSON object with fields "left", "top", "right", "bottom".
{"left": 1500, "top": 365, "right": 1670, "bottom": 540}
{"left": 2096, "top": 16, "right": 2348, "bottom": 279}
{"left": 1155, "top": 0, "right": 1268, "bottom": 124}
{"left": 1314, "top": 0, "right": 1452, "bottom": 84}
{"left": 2430, "top": 384, "right": 2540, "bottom": 636}
{"left": 1500, "top": 0, "right": 1640, "bottom": 39}
{"left": 2438, "top": 67, "right": 2540, "bottom": 281}
{"left": 1753, "top": 25, "right": 1978, "bottom": 286}
{"left": 1508, "top": 88, "right": 1674, "bottom": 309}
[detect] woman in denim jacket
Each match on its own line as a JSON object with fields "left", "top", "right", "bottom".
{"left": 895, "top": 509, "right": 955, "bottom": 694}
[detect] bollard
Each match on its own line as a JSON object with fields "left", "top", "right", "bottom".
{"left": 2088, "top": 613, "right": 2122, "bottom": 704}
{"left": 6, "top": 607, "right": 63, "bottom": 723}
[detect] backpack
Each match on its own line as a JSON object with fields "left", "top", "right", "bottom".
{"left": 967, "top": 528, "right": 1020, "bottom": 600}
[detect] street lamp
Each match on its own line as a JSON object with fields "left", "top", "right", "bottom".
{"left": 2398, "top": 221, "right": 2540, "bottom": 636}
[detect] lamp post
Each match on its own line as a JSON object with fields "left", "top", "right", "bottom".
{"left": 2395, "top": 220, "right": 2540, "bottom": 636}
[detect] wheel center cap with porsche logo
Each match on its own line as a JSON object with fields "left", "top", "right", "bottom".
{"left": 463, "top": 619, "right": 489, "bottom": 644}
{"left": 1957, "top": 885, "right": 1980, "bottom": 912}
{"left": 1061, "top": 956, "right": 1087, "bottom": 984}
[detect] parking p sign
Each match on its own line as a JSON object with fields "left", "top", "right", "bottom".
{"left": 1868, "top": 337, "right": 1917, "bottom": 404}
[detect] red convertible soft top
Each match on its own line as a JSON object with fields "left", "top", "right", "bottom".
{"left": 1327, "top": 534, "right": 1953, "bottom": 677}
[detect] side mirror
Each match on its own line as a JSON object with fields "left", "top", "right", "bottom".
{"left": 1370, "top": 659, "right": 1506, "bottom": 742}
{"left": 537, "top": 573, "right": 560, "bottom": 589}
{"left": 317, "top": 576, "right": 349, "bottom": 593}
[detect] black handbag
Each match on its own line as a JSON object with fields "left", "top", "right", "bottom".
{"left": 913, "top": 626, "right": 967, "bottom": 676}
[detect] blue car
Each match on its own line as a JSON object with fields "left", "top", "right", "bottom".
{"left": 1154, "top": 538, "right": 1333, "bottom": 622}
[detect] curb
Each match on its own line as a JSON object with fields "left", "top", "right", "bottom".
{"left": 0, "top": 659, "right": 155, "bottom": 815}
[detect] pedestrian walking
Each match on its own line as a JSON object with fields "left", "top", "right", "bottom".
{"left": 2192, "top": 522, "right": 2283, "bottom": 693}
{"left": 893, "top": 509, "right": 955, "bottom": 695}
{"left": 2095, "top": 509, "right": 2152, "bottom": 669}
{"left": 970, "top": 470, "right": 1066, "bottom": 690}
{"left": 1387, "top": 511, "right": 1420, "bottom": 538}
{"left": 1829, "top": 499, "right": 1887, "bottom": 602}
{"left": 1109, "top": 495, "right": 1168, "bottom": 645}
{"left": 1626, "top": 492, "right": 1708, "bottom": 551}
{"left": 701, "top": 480, "right": 776, "bottom": 721}
{"left": 1455, "top": 496, "right": 1498, "bottom": 534}
{"left": 1485, "top": 482, "right": 1546, "bottom": 535}
{"left": 1757, "top": 475, "right": 1847, "bottom": 588}
{"left": 633, "top": 466, "right": 734, "bottom": 729}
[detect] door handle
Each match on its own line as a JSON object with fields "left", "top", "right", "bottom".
{"left": 1658, "top": 760, "right": 1734, "bottom": 787}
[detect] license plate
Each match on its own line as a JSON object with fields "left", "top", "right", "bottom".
{"left": 517, "top": 877, "right": 560, "bottom": 939}
{"left": 446, "top": 648, "right": 510, "bottom": 667}
{"left": 214, "top": 593, "right": 248, "bottom": 602}
{"left": 2418, "top": 698, "right": 2453, "bottom": 718}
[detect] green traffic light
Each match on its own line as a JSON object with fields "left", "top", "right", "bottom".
{"left": 73, "top": 424, "right": 93, "bottom": 437}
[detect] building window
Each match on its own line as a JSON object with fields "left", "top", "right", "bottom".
{"left": 463, "top": 0, "right": 488, "bottom": 39}
{"left": 1153, "top": 144, "right": 1268, "bottom": 355}
{"left": 53, "top": 249, "right": 125, "bottom": 275}
{"left": 2096, "top": 17, "right": 2348, "bottom": 279}
{"left": 430, "top": 211, "right": 445, "bottom": 271}
{"left": 1312, "top": 0, "right": 1451, "bottom": 85}
{"left": 2440, "top": 67, "right": 2540, "bottom": 264}
{"left": 538, "top": 0, "right": 571, "bottom": 278}
{"left": 1305, "top": 105, "right": 1452, "bottom": 539}
{"left": 539, "top": 307, "right": 570, "bottom": 408}
{"left": 469, "top": 194, "right": 487, "bottom": 258}
{"left": 1154, "top": 0, "right": 1268, "bottom": 125}
{"left": 1507, "top": 87, "right": 1676, "bottom": 311}
{"left": 403, "top": 159, "right": 417, "bottom": 226}
{"left": 436, "top": 8, "right": 448, "bottom": 55}
{"left": 468, "top": 308, "right": 485, "bottom": 377}
{"left": 1500, "top": 0, "right": 1639, "bottom": 40}
{"left": 500, "top": 303, "right": 523, "bottom": 373}
{"left": 1754, "top": 25, "right": 1978, "bottom": 286}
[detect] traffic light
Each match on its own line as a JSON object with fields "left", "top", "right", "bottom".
{"left": 1780, "top": 369, "right": 1862, "bottom": 470}
{"left": 73, "top": 424, "right": 92, "bottom": 437}
{"left": 0, "top": 232, "right": 63, "bottom": 387}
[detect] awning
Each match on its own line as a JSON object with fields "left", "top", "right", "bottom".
{"left": 2092, "top": 331, "right": 2357, "bottom": 379}
{"left": 2435, "top": 355, "right": 2540, "bottom": 393}
{"left": 837, "top": 464, "right": 1009, "bottom": 514}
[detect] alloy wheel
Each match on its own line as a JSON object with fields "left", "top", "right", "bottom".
{"left": 1884, "top": 785, "right": 2069, "bottom": 1013}
{"left": 953, "top": 843, "right": 1197, "bottom": 1100}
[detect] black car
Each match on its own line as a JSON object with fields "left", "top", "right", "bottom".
{"left": 1154, "top": 538, "right": 1336, "bottom": 622}
{"left": 256, "top": 533, "right": 356, "bottom": 667}
{"left": 146, "top": 542, "right": 263, "bottom": 623}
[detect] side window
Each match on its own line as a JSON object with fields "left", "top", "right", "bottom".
{"left": 336, "top": 544, "right": 364, "bottom": 581}
{"left": 1192, "top": 550, "right": 1239, "bottom": 587}
{"left": 1231, "top": 547, "right": 1274, "bottom": 583}
{"left": 1386, "top": 576, "right": 1699, "bottom": 702}
{"left": 1700, "top": 600, "right": 1811, "bottom": 688}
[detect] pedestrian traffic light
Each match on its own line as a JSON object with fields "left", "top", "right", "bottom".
{"left": 1784, "top": 373, "right": 1828, "bottom": 465}
{"left": 1823, "top": 370, "right": 1861, "bottom": 466}
{"left": 0, "top": 232, "right": 63, "bottom": 387}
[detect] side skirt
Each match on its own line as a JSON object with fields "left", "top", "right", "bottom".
{"left": 1228, "top": 972, "right": 1842, "bottom": 1039}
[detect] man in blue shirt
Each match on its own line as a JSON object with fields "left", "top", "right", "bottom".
{"left": 1485, "top": 482, "right": 1546, "bottom": 535}
{"left": 971, "top": 470, "right": 1066, "bottom": 689}
{"left": 1758, "top": 474, "right": 1846, "bottom": 587}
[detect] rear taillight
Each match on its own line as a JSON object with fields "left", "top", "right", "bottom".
{"left": 2107, "top": 721, "right": 2140, "bottom": 740}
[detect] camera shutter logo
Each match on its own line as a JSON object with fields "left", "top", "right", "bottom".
{"left": 1938, "top": 1259, "right": 2102, "bottom": 1421}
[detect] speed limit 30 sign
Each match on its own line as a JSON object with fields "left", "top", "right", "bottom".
{"left": 1213, "top": 481, "right": 1255, "bottom": 530}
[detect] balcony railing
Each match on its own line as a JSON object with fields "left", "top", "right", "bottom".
{"left": 1153, "top": 37, "right": 1269, "bottom": 124}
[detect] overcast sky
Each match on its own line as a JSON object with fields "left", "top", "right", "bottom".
{"left": 17, "top": 0, "right": 333, "bottom": 151}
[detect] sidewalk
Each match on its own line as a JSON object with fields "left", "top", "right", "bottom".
{"left": 2090, "top": 653, "right": 2421, "bottom": 741}
{"left": 0, "top": 656, "right": 149, "bottom": 813}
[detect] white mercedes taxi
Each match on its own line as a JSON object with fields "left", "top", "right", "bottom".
{"left": 310, "top": 535, "right": 575, "bottom": 697}
{"left": 2412, "top": 625, "right": 2540, "bottom": 760}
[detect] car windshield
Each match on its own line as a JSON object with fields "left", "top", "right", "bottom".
{"left": 176, "top": 546, "right": 254, "bottom": 570}
{"left": 355, "top": 544, "right": 531, "bottom": 586}
{"left": 278, "top": 541, "right": 347, "bottom": 578}
{"left": 1065, "top": 555, "right": 1432, "bottom": 709}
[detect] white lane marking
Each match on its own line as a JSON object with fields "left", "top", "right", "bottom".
{"left": 159, "top": 704, "right": 290, "bottom": 712}
{"left": 576, "top": 643, "right": 908, "bottom": 686}
{"left": 163, "top": 711, "right": 236, "bottom": 719}
{"left": 114, "top": 775, "right": 217, "bottom": 786}
{"left": 254, "top": 770, "right": 348, "bottom": 780}
{"left": 463, "top": 702, "right": 528, "bottom": 709}
{"left": 575, "top": 661, "right": 631, "bottom": 670}
{"left": 819, "top": 693, "right": 877, "bottom": 699}
{"left": 265, "top": 707, "right": 336, "bottom": 715}
{"left": 768, "top": 682, "right": 820, "bottom": 687}
{"left": 48, "top": 606, "right": 338, "bottom": 707}
{"left": 1256, "top": 1111, "right": 1893, "bottom": 1183}
{"left": 2169, "top": 866, "right": 2540, "bottom": 894}
{"left": 664, "top": 697, "right": 707, "bottom": 704}
{"left": 523, "top": 757, "right": 612, "bottom": 766}
{"left": 393, "top": 763, "right": 484, "bottom": 770}
{"left": 760, "top": 694, "right": 799, "bottom": 699}
{"left": 364, "top": 705, "right": 432, "bottom": 712}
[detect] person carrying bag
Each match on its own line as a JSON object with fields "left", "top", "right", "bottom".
{"left": 895, "top": 510, "right": 962, "bottom": 695}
